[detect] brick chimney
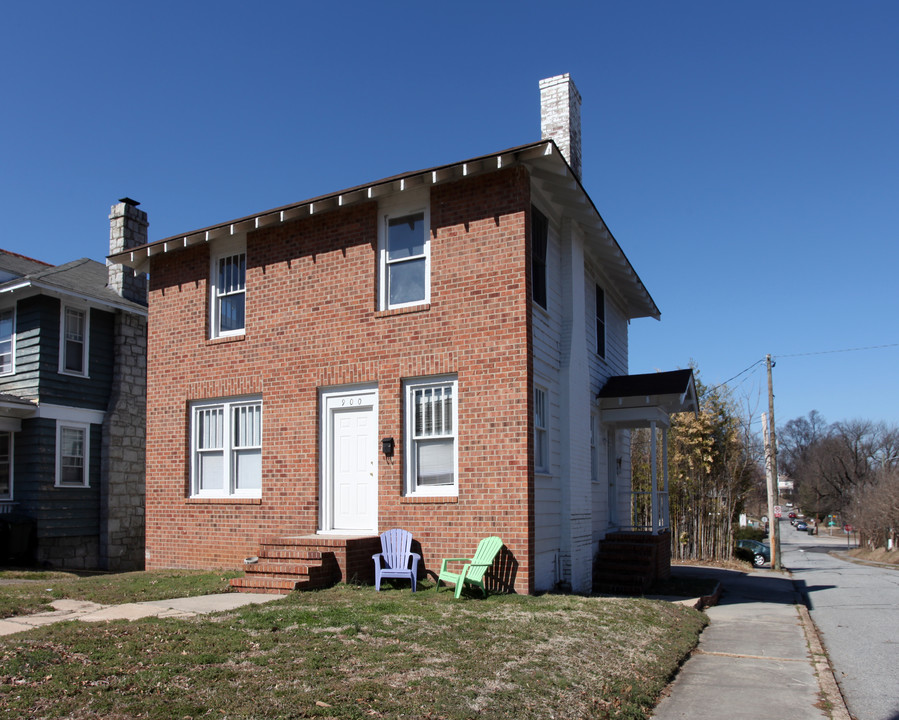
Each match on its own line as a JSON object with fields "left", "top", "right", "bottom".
{"left": 107, "top": 198, "right": 148, "bottom": 304}
{"left": 539, "top": 74, "right": 582, "bottom": 181}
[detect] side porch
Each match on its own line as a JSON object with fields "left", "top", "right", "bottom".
{"left": 593, "top": 370, "right": 697, "bottom": 594}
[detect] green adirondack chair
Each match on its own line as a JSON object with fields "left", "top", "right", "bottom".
{"left": 436, "top": 536, "right": 503, "bottom": 599}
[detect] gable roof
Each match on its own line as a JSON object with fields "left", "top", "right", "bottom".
{"left": 109, "top": 139, "right": 661, "bottom": 321}
{"left": 0, "top": 255, "right": 147, "bottom": 315}
{"left": 598, "top": 369, "right": 698, "bottom": 426}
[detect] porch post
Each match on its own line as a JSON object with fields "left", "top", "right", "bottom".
{"left": 662, "top": 426, "right": 669, "bottom": 531}
{"left": 650, "top": 420, "right": 658, "bottom": 535}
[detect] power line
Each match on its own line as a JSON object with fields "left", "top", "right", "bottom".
{"left": 774, "top": 342, "right": 899, "bottom": 359}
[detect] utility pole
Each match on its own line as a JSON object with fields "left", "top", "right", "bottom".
{"left": 765, "top": 354, "right": 782, "bottom": 570}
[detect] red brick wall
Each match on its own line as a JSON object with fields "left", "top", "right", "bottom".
{"left": 145, "top": 167, "right": 535, "bottom": 593}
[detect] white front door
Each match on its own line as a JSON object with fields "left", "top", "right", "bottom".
{"left": 321, "top": 387, "right": 378, "bottom": 533}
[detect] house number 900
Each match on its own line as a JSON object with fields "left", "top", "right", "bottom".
{"left": 341, "top": 397, "right": 364, "bottom": 406}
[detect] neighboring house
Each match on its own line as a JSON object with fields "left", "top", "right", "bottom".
{"left": 111, "top": 74, "right": 694, "bottom": 594}
{"left": 0, "top": 200, "right": 148, "bottom": 570}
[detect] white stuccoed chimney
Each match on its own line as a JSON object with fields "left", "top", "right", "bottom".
{"left": 539, "top": 74, "right": 583, "bottom": 181}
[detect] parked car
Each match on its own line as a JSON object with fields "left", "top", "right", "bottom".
{"left": 736, "top": 539, "right": 771, "bottom": 567}
{"left": 788, "top": 512, "right": 797, "bottom": 519}
{"left": 795, "top": 521, "right": 808, "bottom": 531}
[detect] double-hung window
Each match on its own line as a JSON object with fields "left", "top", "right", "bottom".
{"left": 191, "top": 397, "right": 262, "bottom": 498}
{"left": 595, "top": 284, "right": 606, "bottom": 359}
{"left": 379, "top": 192, "right": 430, "bottom": 310}
{"left": 0, "top": 308, "right": 14, "bottom": 374}
{"left": 0, "top": 431, "right": 11, "bottom": 500}
{"left": 405, "top": 377, "right": 457, "bottom": 496}
{"left": 531, "top": 206, "right": 548, "bottom": 309}
{"left": 60, "top": 306, "right": 88, "bottom": 376}
{"left": 56, "top": 423, "right": 89, "bottom": 487}
{"left": 211, "top": 248, "right": 246, "bottom": 337}
{"left": 534, "top": 386, "right": 548, "bottom": 473}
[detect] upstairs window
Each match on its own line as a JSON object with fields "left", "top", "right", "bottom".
{"left": 531, "top": 206, "right": 548, "bottom": 309}
{"left": 405, "top": 377, "right": 457, "bottom": 496}
{"left": 60, "top": 306, "right": 88, "bottom": 376}
{"left": 595, "top": 284, "right": 606, "bottom": 359}
{"left": 379, "top": 192, "right": 430, "bottom": 310}
{"left": 0, "top": 308, "right": 14, "bottom": 374}
{"left": 211, "top": 250, "right": 246, "bottom": 337}
{"left": 191, "top": 397, "right": 262, "bottom": 498}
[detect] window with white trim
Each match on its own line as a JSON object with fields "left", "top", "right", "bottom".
{"left": 595, "top": 284, "right": 606, "bottom": 359}
{"left": 534, "top": 386, "right": 548, "bottom": 473}
{"left": 531, "top": 206, "right": 548, "bottom": 309}
{"left": 191, "top": 397, "right": 262, "bottom": 498}
{"left": 378, "top": 193, "right": 430, "bottom": 310}
{"left": 0, "top": 431, "right": 11, "bottom": 499}
{"left": 404, "top": 377, "right": 457, "bottom": 496}
{"left": 60, "top": 306, "right": 88, "bottom": 376}
{"left": 0, "top": 308, "right": 14, "bottom": 375}
{"left": 56, "top": 422, "right": 89, "bottom": 487}
{"left": 210, "top": 248, "right": 246, "bottom": 338}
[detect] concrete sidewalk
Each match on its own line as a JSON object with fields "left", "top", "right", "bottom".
{"left": 651, "top": 565, "right": 850, "bottom": 720}
{"left": 0, "top": 592, "right": 280, "bottom": 636}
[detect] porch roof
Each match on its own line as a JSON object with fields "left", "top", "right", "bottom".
{"left": 597, "top": 369, "right": 698, "bottom": 427}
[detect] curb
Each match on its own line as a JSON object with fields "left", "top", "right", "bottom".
{"left": 789, "top": 572, "right": 852, "bottom": 720}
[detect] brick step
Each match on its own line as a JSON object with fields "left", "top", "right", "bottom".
{"left": 243, "top": 560, "right": 321, "bottom": 577}
{"left": 594, "top": 551, "right": 656, "bottom": 567}
{"left": 231, "top": 575, "right": 332, "bottom": 594}
{"left": 257, "top": 547, "right": 323, "bottom": 561}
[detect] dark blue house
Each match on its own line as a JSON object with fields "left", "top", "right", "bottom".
{"left": 0, "top": 199, "right": 148, "bottom": 570}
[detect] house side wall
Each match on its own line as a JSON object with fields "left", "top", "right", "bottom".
{"left": 144, "top": 168, "right": 534, "bottom": 593}
{"left": 584, "top": 256, "right": 631, "bottom": 543}
{"left": 531, "top": 201, "right": 564, "bottom": 592}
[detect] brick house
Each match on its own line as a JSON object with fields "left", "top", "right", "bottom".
{"left": 0, "top": 200, "right": 148, "bottom": 570}
{"left": 111, "top": 75, "right": 695, "bottom": 594}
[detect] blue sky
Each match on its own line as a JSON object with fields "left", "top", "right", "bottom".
{"left": 2, "top": 1, "right": 897, "bottom": 430}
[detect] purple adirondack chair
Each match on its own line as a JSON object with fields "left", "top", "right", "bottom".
{"left": 373, "top": 528, "right": 421, "bottom": 592}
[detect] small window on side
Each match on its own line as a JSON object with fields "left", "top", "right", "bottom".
{"left": 596, "top": 284, "right": 606, "bottom": 359}
{"left": 531, "top": 206, "right": 548, "bottom": 309}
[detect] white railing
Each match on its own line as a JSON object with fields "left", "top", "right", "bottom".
{"left": 0, "top": 502, "right": 17, "bottom": 515}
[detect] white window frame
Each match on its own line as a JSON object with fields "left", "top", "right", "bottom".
{"left": 55, "top": 421, "right": 90, "bottom": 488}
{"left": 210, "top": 238, "right": 247, "bottom": 339}
{"left": 378, "top": 191, "right": 430, "bottom": 311}
{"left": 0, "top": 430, "right": 12, "bottom": 500}
{"left": 59, "top": 305, "right": 89, "bottom": 377}
{"left": 534, "top": 386, "right": 549, "bottom": 474}
{"left": 595, "top": 284, "right": 606, "bottom": 359}
{"left": 404, "top": 375, "right": 458, "bottom": 497}
{"left": 0, "top": 307, "right": 15, "bottom": 375}
{"left": 190, "top": 396, "right": 262, "bottom": 498}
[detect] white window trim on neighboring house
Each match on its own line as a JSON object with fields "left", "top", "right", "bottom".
{"left": 55, "top": 421, "right": 90, "bottom": 488}
{"left": 59, "top": 304, "right": 89, "bottom": 377}
{"left": 534, "top": 386, "right": 549, "bottom": 474}
{"left": 209, "top": 237, "right": 247, "bottom": 339}
{"left": 0, "top": 307, "right": 15, "bottom": 375}
{"left": 404, "top": 375, "right": 458, "bottom": 497}
{"left": 378, "top": 190, "right": 430, "bottom": 311}
{"left": 0, "top": 430, "right": 12, "bottom": 500}
{"left": 190, "top": 396, "right": 262, "bottom": 498}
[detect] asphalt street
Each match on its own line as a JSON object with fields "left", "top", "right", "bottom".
{"left": 781, "top": 526, "right": 899, "bottom": 720}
